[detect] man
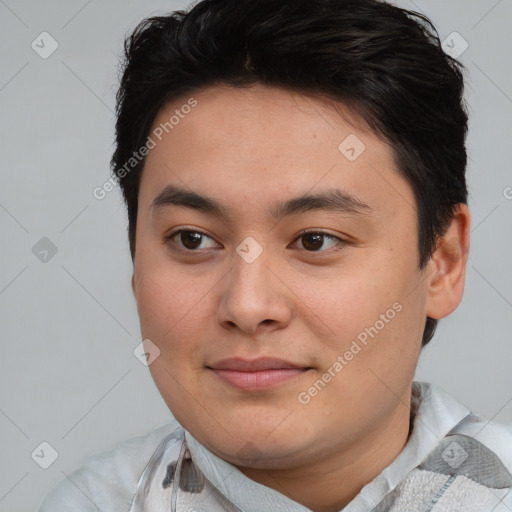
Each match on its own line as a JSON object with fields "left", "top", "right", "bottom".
{"left": 39, "top": 0, "right": 512, "bottom": 510}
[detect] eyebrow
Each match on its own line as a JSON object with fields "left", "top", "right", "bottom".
{"left": 151, "top": 184, "right": 372, "bottom": 220}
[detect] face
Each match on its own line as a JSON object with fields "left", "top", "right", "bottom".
{"left": 132, "top": 84, "right": 430, "bottom": 470}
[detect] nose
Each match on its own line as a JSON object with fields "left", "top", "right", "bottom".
{"left": 216, "top": 249, "right": 293, "bottom": 336}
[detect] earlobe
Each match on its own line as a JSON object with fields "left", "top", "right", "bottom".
{"left": 425, "top": 204, "right": 471, "bottom": 320}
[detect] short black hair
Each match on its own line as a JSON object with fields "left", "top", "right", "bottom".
{"left": 112, "top": 0, "right": 469, "bottom": 347}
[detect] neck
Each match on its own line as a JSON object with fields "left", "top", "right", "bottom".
{"left": 238, "top": 391, "right": 413, "bottom": 512}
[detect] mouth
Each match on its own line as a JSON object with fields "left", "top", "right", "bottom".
{"left": 206, "top": 357, "right": 313, "bottom": 391}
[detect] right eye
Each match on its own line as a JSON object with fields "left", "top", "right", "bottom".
{"left": 166, "top": 229, "right": 221, "bottom": 252}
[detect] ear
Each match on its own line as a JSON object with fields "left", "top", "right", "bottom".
{"left": 425, "top": 204, "right": 471, "bottom": 320}
{"left": 131, "top": 273, "right": 136, "bottom": 296}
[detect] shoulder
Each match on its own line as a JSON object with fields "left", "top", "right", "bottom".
{"left": 38, "top": 419, "right": 181, "bottom": 512}
{"left": 373, "top": 383, "right": 512, "bottom": 511}
{"left": 415, "top": 381, "right": 512, "bottom": 483}
{"left": 450, "top": 411, "right": 512, "bottom": 475}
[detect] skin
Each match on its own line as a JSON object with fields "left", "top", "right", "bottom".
{"left": 131, "top": 84, "right": 470, "bottom": 512}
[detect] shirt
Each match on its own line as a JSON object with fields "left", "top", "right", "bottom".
{"left": 38, "top": 381, "right": 512, "bottom": 511}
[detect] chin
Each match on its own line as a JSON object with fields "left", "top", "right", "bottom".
{"left": 195, "top": 424, "right": 311, "bottom": 470}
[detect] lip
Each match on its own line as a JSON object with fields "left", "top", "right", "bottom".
{"left": 207, "top": 357, "right": 312, "bottom": 391}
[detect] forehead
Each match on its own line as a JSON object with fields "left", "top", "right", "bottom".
{"left": 139, "top": 84, "right": 415, "bottom": 222}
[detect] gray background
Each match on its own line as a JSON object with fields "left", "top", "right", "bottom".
{"left": 0, "top": 1, "right": 511, "bottom": 510}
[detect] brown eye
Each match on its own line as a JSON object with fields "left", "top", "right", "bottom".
{"left": 301, "top": 233, "right": 325, "bottom": 251}
{"left": 167, "top": 230, "right": 218, "bottom": 252}
{"left": 294, "top": 231, "right": 345, "bottom": 252}
{"left": 179, "top": 231, "right": 203, "bottom": 250}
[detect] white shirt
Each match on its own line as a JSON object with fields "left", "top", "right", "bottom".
{"left": 38, "top": 381, "right": 512, "bottom": 511}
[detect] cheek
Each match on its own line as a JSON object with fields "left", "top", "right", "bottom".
{"left": 135, "top": 265, "right": 201, "bottom": 333}
{"left": 134, "top": 263, "right": 233, "bottom": 359}
{"left": 298, "top": 256, "right": 425, "bottom": 373}
{"left": 295, "top": 261, "right": 406, "bottom": 336}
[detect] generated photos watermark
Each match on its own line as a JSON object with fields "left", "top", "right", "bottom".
{"left": 298, "top": 301, "right": 403, "bottom": 405}
{"left": 92, "top": 97, "right": 198, "bottom": 200}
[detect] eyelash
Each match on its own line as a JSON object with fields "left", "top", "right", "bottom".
{"left": 165, "top": 228, "right": 348, "bottom": 255}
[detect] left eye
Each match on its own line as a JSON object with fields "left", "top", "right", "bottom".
{"left": 292, "top": 231, "right": 343, "bottom": 252}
